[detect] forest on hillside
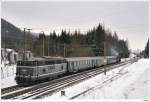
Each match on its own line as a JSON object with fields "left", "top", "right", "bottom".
{"left": 1, "top": 18, "right": 129, "bottom": 58}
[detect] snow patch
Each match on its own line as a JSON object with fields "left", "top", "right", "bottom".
{"left": 43, "top": 59, "right": 149, "bottom": 100}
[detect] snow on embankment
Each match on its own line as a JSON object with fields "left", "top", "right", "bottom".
{"left": 1, "top": 62, "right": 17, "bottom": 88}
{"left": 123, "top": 68, "right": 149, "bottom": 99}
{"left": 43, "top": 59, "right": 149, "bottom": 100}
{"left": 1, "top": 75, "right": 17, "bottom": 89}
{"left": 78, "top": 59, "right": 149, "bottom": 99}
{"left": 1, "top": 63, "right": 16, "bottom": 79}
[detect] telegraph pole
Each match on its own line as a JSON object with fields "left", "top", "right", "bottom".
{"left": 104, "top": 35, "right": 107, "bottom": 75}
{"left": 40, "top": 31, "right": 45, "bottom": 57}
{"left": 64, "top": 43, "right": 66, "bottom": 57}
{"left": 23, "top": 28, "right": 32, "bottom": 60}
{"left": 48, "top": 35, "right": 50, "bottom": 56}
{"left": 27, "top": 29, "right": 32, "bottom": 51}
{"left": 23, "top": 28, "right": 26, "bottom": 60}
{"left": 43, "top": 34, "right": 44, "bottom": 56}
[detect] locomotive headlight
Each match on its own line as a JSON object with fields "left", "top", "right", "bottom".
{"left": 104, "top": 59, "right": 107, "bottom": 63}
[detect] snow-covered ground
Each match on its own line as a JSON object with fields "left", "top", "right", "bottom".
{"left": 1, "top": 64, "right": 16, "bottom": 79}
{"left": 1, "top": 75, "right": 17, "bottom": 89}
{"left": 1, "top": 61, "right": 17, "bottom": 89}
{"left": 43, "top": 59, "right": 149, "bottom": 100}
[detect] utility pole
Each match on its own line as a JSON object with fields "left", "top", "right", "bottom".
{"left": 43, "top": 35, "right": 44, "bottom": 57}
{"left": 23, "top": 28, "right": 32, "bottom": 60}
{"left": 23, "top": 28, "right": 26, "bottom": 60}
{"left": 27, "top": 29, "right": 32, "bottom": 51}
{"left": 104, "top": 35, "right": 107, "bottom": 75}
{"left": 5, "top": 30, "right": 8, "bottom": 64}
{"left": 4, "top": 22, "right": 9, "bottom": 66}
{"left": 40, "top": 31, "right": 45, "bottom": 57}
{"left": 48, "top": 35, "right": 50, "bottom": 56}
{"left": 64, "top": 43, "right": 66, "bottom": 57}
{"left": 5, "top": 30, "right": 8, "bottom": 49}
{"left": 54, "top": 44, "right": 56, "bottom": 56}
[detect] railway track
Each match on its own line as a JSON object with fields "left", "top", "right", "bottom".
{"left": 1, "top": 85, "right": 21, "bottom": 95}
{"left": 1, "top": 59, "right": 136, "bottom": 99}
{"left": 1, "top": 62, "right": 120, "bottom": 95}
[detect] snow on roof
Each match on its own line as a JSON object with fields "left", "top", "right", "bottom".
{"left": 65, "top": 56, "right": 104, "bottom": 61}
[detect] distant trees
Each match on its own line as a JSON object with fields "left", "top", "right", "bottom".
{"left": 85, "top": 24, "right": 129, "bottom": 57}
{"left": 144, "top": 39, "right": 149, "bottom": 58}
{"left": 2, "top": 18, "right": 130, "bottom": 58}
{"left": 60, "top": 30, "right": 71, "bottom": 44}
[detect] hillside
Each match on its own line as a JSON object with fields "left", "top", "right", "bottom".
{"left": 1, "top": 18, "right": 35, "bottom": 50}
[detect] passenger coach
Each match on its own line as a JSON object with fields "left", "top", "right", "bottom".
{"left": 66, "top": 57, "right": 105, "bottom": 72}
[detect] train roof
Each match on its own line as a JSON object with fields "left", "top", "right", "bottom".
{"left": 18, "top": 56, "right": 65, "bottom": 62}
{"left": 65, "top": 56, "right": 118, "bottom": 61}
{"left": 18, "top": 56, "right": 118, "bottom": 62}
{"left": 65, "top": 56, "right": 104, "bottom": 61}
{"left": 17, "top": 57, "right": 66, "bottom": 66}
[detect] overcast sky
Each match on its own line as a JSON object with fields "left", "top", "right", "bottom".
{"left": 2, "top": 1, "right": 149, "bottom": 51}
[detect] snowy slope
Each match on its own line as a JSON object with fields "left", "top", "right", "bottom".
{"left": 1, "top": 75, "right": 17, "bottom": 89}
{"left": 1, "top": 62, "right": 16, "bottom": 79}
{"left": 1, "top": 62, "right": 17, "bottom": 88}
{"left": 123, "top": 69, "right": 149, "bottom": 99}
{"left": 77, "top": 59, "right": 149, "bottom": 99}
{"left": 43, "top": 59, "right": 149, "bottom": 100}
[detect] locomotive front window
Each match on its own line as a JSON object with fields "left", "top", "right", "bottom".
{"left": 18, "top": 68, "right": 34, "bottom": 76}
{"left": 43, "top": 69, "right": 46, "bottom": 73}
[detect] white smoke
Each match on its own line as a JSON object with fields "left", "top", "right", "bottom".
{"left": 110, "top": 47, "right": 119, "bottom": 56}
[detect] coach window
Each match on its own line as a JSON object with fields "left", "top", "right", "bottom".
{"left": 43, "top": 68, "right": 46, "bottom": 73}
{"left": 61, "top": 66, "right": 63, "bottom": 70}
{"left": 73, "top": 62, "right": 74, "bottom": 67}
{"left": 74, "top": 61, "right": 76, "bottom": 66}
{"left": 71, "top": 62, "right": 74, "bottom": 68}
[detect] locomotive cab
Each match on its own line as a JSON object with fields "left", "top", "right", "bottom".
{"left": 15, "top": 60, "right": 37, "bottom": 85}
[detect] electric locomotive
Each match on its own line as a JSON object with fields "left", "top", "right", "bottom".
{"left": 15, "top": 57, "right": 67, "bottom": 85}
